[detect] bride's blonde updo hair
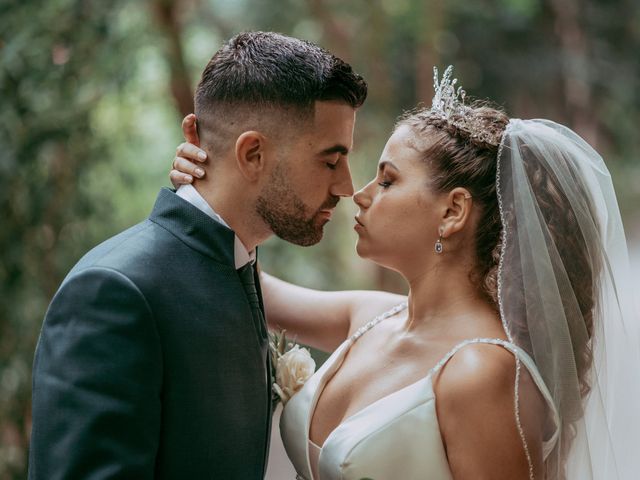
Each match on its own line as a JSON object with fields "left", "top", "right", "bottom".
{"left": 396, "top": 103, "right": 509, "bottom": 307}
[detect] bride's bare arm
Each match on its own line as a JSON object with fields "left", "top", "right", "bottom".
{"left": 261, "top": 272, "right": 405, "bottom": 352}
{"left": 170, "top": 114, "right": 407, "bottom": 352}
{"left": 434, "top": 345, "right": 545, "bottom": 479}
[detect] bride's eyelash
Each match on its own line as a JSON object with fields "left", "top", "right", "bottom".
{"left": 378, "top": 181, "right": 392, "bottom": 188}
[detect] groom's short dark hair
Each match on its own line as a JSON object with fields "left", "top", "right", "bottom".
{"left": 194, "top": 31, "right": 367, "bottom": 155}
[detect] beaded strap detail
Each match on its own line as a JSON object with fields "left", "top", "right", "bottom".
{"left": 350, "top": 302, "right": 408, "bottom": 342}
{"left": 429, "top": 337, "right": 515, "bottom": 375}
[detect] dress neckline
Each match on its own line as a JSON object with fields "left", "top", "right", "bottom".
{"left": 306, "top": 303, "right": 409, "bottom": 451}
{"left": 311, "top": 351, "right": 434, "bottom": 447}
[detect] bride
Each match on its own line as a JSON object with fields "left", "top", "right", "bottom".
{"left": 171, "top": 67, "right": 640, "bottom": 479}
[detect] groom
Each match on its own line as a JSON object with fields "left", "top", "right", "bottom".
{"left": 28, "top": 31, "right": 366, "bottom": 479}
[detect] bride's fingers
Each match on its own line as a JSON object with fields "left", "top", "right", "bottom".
{"left": 173, "top": 156, "right": 205, "bottom": 179}
{"left": 175, "top": 142, "right": 207, "bottom": 163}
{"left": 182, "top": 114, "right": 200, "bottom": 145}
{"left": 170, "top": 169, "right": 193, "bottom": 188}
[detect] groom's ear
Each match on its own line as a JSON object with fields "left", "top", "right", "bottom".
{"left": 234, "top": 131, "right": 267, "bottom": 182}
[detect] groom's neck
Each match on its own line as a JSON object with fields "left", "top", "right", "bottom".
{"left": 192, "top": 178, "right": 271, "bottom": 252}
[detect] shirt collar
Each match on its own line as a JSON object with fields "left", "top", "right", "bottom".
{"left": 176, "top": 184, "right": 256, "bottom": 269}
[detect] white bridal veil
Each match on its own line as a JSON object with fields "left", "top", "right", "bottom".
{"left": 496, "top": 118, "right": 640, "bottom": 479}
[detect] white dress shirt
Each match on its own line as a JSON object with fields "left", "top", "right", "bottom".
{"left": 176, "top": 184, "right": 255, "bottom": 269}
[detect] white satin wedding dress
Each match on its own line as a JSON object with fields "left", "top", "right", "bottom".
{"left": 280, "top": 303, "right": 559, "bottom": 480}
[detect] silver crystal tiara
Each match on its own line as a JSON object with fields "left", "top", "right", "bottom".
{"left": 430, "top": 65, "right": 502, "bottom": 147}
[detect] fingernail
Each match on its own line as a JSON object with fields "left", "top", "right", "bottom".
{"left": 185, "top": 175, "right": 193, "bottom": 183}
{"left": 197, "top": 151, "right": 206, "bottom": 160}
{"left": 195, "top": 168, "right": 205, "bottom": 178}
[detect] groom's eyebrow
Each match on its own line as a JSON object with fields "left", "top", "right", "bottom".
{"left": 319, "top": 145, "right": 350, "bottom": 156}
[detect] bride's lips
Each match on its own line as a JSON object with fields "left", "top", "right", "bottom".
{"left": 354, "top": 216, "right": 365, "bottom": 232}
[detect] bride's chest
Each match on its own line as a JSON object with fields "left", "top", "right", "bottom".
{"left": 309, "top": 339, "right": 442, "bottom": 444}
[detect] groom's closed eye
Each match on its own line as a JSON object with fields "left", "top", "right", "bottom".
{"left": 319, "top": 152, "right": 345, "bottom": 170}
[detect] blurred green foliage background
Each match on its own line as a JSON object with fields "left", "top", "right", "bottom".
{"left": 1, "top": 0, "right": 639, "bottom": 477}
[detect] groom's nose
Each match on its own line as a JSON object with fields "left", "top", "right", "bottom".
{"left": 331, "top": 161, "right": 355, "bottom": 198}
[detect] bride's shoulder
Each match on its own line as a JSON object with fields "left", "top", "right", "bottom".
{"left": 346, "top": 291, "right": 408, "bottom": 337}
{"left": 433, "top": 342, "right": 546, "bottom": 476}
{"left": 433, "top": 342, "right": 518, "bottom": 409}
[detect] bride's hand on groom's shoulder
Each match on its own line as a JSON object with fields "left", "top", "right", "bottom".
{"left": 170, "top": 114, "right": 207, "bottom": 188}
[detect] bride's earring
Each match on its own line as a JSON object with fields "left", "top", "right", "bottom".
{"left": 435, "top": 229, "right": 444, "bottom": 254}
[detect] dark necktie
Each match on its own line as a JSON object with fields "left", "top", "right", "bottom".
{"left": 237, "top": 263, "right": 267, "bottom": 340}
{"left": 238, "top": 262, "right": 274, "bottom": 471}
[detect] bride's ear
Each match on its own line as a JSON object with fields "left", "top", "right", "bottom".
{"left": 441, "top": 187, "right": 473, "bottom": 238}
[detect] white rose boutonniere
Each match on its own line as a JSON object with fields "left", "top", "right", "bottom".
{"left": 270, "top": 331, "right": 316, "bottom": 406}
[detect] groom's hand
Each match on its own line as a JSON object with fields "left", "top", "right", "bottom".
{"left": 170, "top": 113, "right": 207, "bottom": 188}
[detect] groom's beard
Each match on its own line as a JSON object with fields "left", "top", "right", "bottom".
{"left": 256, "top": 164, "right": 339, "bottom": 247}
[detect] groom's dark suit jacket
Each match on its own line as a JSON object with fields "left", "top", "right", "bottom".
{"left": 29, "top": 188, "right": 272, "bottom": 479}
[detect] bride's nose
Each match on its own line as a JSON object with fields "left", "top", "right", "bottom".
{"left": 353, "top": 185, "right": 371, "bottom": 209}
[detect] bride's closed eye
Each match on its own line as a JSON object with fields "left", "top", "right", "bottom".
{"left": 377, "top": 173, "right": 394, "bottom": 189}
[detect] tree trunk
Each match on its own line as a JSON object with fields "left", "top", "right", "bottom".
{"left": 150, "top": 0, "right": 194, "bottom": 117}
{"left": 307, "top": 0, "right": 351, "bottom": 62}
{"left": 548, "top": 0, "right": 599, "bottom": 147}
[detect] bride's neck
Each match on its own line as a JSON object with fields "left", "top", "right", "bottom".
{"left": 403, "top": 262, "right": 493, "bottom": 334}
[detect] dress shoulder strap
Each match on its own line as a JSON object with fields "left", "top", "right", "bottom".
{"left": 429, "top": 337, "right": 523, "bottom": 376}
{"left": 349, "top": 302, "right": 408, "bottom": 342}
{"left": 429, "top": 338, "right": 547, "bottom": 394}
